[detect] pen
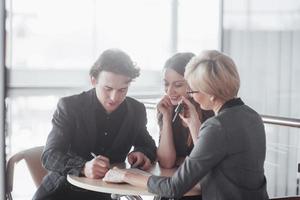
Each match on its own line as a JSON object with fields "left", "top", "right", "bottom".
{"left": 131, "top": 161, "right": 139, "bottom": 168}
{"left": 90, "top": 152, "right": 97, "bottom": 158}
{"left": 90, "top": 153, "right": 110, "bottom": 169}
{"left": 172, "top": 100, "right": 184, "bottom": 123}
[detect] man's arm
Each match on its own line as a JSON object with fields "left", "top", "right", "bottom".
{"left": 42, "top": 149, "right": 86, "bottom": 176}
{"left": 131, "top": 103, "right": 157, "bottom": 162}
{"left": 42, "top": 98, "right": 86, "bottom": 176}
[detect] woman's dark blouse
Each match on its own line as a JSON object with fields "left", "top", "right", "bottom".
{"left": 158, "top": 98, "right": 214, "bottom": 157}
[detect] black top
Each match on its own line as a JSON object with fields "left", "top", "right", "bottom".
{"left": 158, "top": 98, "right": 214, "bottom": 157}
{"left": 219, "top": 97, "right": 244, "bottom": 112}
{"left": 93, "top": 91, "right": 127, "bottom": 157}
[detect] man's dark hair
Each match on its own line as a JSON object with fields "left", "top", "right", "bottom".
{"left": 89, "top": 49, "right": 140, "bottom": 80}
{"left": 164, "top": 52, "right": 195, "bottom": 76}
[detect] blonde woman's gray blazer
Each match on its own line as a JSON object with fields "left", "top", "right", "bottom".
{"left": 148, "top": 99, "right": 269, "bottom": 200}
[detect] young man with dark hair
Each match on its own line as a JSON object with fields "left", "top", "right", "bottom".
{"left": 33, "top": 49, "right": 157, "bottom": 200}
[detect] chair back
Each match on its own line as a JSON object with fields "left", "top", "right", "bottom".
{"left": 6, "top": 146, "right": 48, "bottom": 200}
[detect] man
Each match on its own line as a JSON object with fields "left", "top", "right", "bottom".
{"left": 33, "top": 49, "right": 157, "bottom": 200}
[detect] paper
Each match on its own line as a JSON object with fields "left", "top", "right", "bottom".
{"left": 103, "top": 169, "right": 125, "bottom": 183}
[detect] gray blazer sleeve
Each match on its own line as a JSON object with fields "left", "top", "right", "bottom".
{"left": 147, "top": 119, "right": 227, "bottom": 198}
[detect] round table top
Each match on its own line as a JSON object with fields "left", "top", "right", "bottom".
{"left": 67, "top": 162, "right": 201, "bottom": 196}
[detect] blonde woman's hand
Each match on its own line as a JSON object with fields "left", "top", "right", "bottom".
{"left": 157, "top": 95, "right": 173, "bottom": 119}
{"left": 103, "top": 167, "right": 126, "bottom": 183}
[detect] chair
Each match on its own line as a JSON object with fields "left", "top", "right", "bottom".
{"left": 270, "top": 197, "right": 300, "bottom": 200}
{"left": 6, "top": 146, "right": 48, "bottom": 200}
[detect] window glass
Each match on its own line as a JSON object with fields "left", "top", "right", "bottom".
{"left": 265, "top": 125, "right": 300, "bottom": 197}
{"left": 6, "top": 96, "right": 58, "bottom": 155}
{"left": 6, "top": 0, "right": 171, "bottom": 70}
{"left": 178, "top": 0, "right": 219, "bottom": 52}
{"left": 5, "top": 1, "right": 221, "bottom": 199}
{"left": 223, "top": 0, "right": 300, "bottom": 197}
{"left": 223, "top": 0, "right": 300, "bottom": 119}
{"left": 93, "top": 0, "right": 171, "bottom": 70}
{"left": 224, "top": 0, "right": 300, "bottom": 30}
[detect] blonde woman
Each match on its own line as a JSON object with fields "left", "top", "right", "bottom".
{"left": 105, "top": 50, "right": 269, "bottom": 200}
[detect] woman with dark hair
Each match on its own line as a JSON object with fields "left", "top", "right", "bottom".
{"left": 156, "top": 53, "right": 214, "bottom": 200}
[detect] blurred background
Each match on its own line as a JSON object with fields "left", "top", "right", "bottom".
{"left": 1, "top": 0, "right": 300, "bottom": 199}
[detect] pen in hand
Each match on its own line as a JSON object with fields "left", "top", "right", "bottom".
{"left": 90, "top": 152, "right": 110, "bottom": 169}
{"left": 90, "top": 152, "right": 97, "bottom": 158}
{"left": 172, "top": 100, "right": 184, "bottom": 123}
{"left": 89, "top": 152, "right": 110, "bottom": 178}
{"left": 129, "top": 156, "right": 139, "bottom": 168}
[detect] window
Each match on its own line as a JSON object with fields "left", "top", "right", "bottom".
{"left": 7, "top": 0, "right": 172, "bottom": 70}
{"left": 223, "top": 0, "right": 300, "bottom": 197}
{"left": 223, "top": 0, "right": 300, "bottom": 118}
{"left": 5, "top": 0, "right": 220, "bottom": 199}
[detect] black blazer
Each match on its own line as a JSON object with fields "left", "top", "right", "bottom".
{"left": 33, "top": 89, "right": 156, "bottom": 199}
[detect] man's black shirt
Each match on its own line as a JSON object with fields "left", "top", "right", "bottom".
{"left": 93, "top": 91, "right": 127, "bottom": 157}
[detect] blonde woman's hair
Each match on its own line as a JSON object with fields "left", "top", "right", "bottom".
{"left": 185, "top": 50, "right": 240, "bottom": 101}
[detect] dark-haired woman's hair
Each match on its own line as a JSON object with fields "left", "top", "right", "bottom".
{"left": 164, "top": 52, "right": 195, "bottom": 76}
{"left": 89, "top": 49, "right": 140, "bottom": 80}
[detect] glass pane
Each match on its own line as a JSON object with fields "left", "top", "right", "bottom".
{"left": 93, "top": 0, "right": 171, "bottom": 70}
{"left": 6, "top": 0, "right": 96, "bottom": 69}
{"left": 6, "top": 95, "right": 58, "bottom": 199}
{"left": 224, "top": 0, "right": 300, "bottom": 30}
{"left": 223, "top": 1, "right": 300, "bottom": 198}
{"left": 6, "top": 96, "right": 58, "bottom": 155}
{"left": 6, "top": 0, "right": 171, "bottom": 70}
{"left": 223, "top": 0, "right": 300, "bottom": 119}
{"left": 265, "top": 124, "right": 300, "bottom": 197}
{"left": 178, "top": 0, "right": 220, "bottom": 52}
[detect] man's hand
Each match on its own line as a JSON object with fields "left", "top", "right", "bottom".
{"left": 127, "top": 152, "right": 152, "bottom": 170}
{"left": 82, "top": 155, "right": 110, "bottom": 179}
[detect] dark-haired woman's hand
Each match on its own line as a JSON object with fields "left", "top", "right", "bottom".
{"left": 157, "top": 95, "right": 173, "bottom": 120}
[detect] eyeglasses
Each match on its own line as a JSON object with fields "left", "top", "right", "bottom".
{"left": 186, "top": 90, "right": 199, "bottom": 95}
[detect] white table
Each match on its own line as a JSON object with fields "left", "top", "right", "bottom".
{"left": 67, "top": 162, "right": 201, "bottom": 200}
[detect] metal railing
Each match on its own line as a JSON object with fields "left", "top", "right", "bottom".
{"left": 261, "top": 115, "right": 300, "bottom": 128}
{"left": 260, "top": 115, "right": 300, "bottom": 174}
{"left": 143, "top": 100, "right": 300, "bottom": 129}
